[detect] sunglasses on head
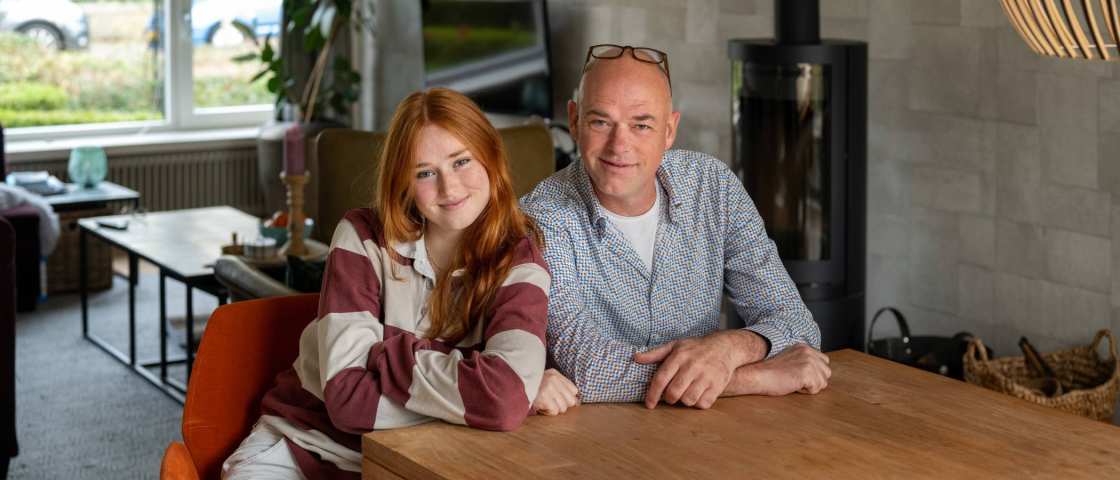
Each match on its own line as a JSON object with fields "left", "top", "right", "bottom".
{"left": 583, "top": 44, "right": 671, "bottom": 90}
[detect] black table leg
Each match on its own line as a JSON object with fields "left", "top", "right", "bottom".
{"left": 159, "top": 269, "right": 167, "bottom": 382}
{"left": 80, "top": 226, "right": 88, "bottom": 337}
{"left": 128, "top": 252, "right": 138, "bottom": 366}
{"left": 186, "top": 284, "right": 194, "bottom": 380}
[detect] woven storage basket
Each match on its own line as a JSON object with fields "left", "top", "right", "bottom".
{"left": 47, "top": 207, "right": 113, "bottom": 293}
{"left": 964, "top": 330, "right": 1120, "bottom": 422}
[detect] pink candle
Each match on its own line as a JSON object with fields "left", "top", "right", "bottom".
{"left": 284, "top": 123, "right": 306, "bottom": 175}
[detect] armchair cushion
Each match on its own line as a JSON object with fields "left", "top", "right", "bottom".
{"left": 213, "top": 256, "right": 296, "bottom": 302}
{"left": 160, "top": 441, "right": 200, "bottom": 480}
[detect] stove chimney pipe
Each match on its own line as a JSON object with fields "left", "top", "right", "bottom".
{"left": 776, "top": 0, "right": 820, "bottom": 44}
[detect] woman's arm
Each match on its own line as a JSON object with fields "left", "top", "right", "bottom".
{"left": 365, "top": 240, "right": 550, "bottom": 431}
{"left": 314, "top": 217, "right": 548, "bottom": 433}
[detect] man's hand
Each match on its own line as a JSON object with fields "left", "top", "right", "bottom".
{"left": 633, "top": 330, "right": 767, "bottom": 409}
{"left": 532, "top": 368, "right": 580, "bottom": 416}
{"left": 729, "top": 343, "right": 831, "bottom": 396}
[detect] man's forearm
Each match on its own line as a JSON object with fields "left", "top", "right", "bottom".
{"left": 721, "top": 362, "right": 761, "bottom": 397}
{"left": 716, "top": 329, "right": 769, "bottom": 367}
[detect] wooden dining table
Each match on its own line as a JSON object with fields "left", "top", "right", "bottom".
{"left": 361, "top": 349, "right": 1120, "bottom": 479}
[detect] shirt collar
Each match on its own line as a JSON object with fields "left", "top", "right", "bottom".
{"left": 573, "top": 151, "right": 683, "bottom": 237}
{"left": 392, "top": 236, "right": 436, "bottom": 280}
{"left": 391, "top": 235, "right": 465, "bottom": 281}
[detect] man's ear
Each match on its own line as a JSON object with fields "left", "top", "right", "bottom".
{"left": 665, "top": 110, "right": 681, "bottom": 149}
{"left": 567, "top": 100, "right": 579, "bottom": 139}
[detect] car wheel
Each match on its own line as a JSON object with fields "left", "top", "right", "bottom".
{"left": 17, "top": 22, "right": 65, "bottom": 51}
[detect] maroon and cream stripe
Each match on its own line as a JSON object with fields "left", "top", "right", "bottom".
{"left": 257, "top": 208, "right": 550, "bottom": 478}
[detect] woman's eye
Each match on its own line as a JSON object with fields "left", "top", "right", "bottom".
{"left": 416, "top": 170, "right": 434, "bottom": 179}
{"left": 453, "top": 157, "right": 471, "bottom": 168}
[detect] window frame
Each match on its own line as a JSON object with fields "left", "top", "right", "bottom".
{"left": 4, "top": 0, "right": 275, "bottom": 143}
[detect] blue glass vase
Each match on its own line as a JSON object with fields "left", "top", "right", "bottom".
{"left": 68, "top": 146, "right": 108, "bottom": 188}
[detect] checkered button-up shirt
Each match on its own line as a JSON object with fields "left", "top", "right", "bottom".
{"left": 520, "top": 149, "right": 820, "bottom": 403}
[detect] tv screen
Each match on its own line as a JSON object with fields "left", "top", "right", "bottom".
{"left": 421, "top": 0, "right": 552, "bottom": 119}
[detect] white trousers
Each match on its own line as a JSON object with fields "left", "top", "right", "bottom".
{"left": 221, "top": 419, "right": 306, "bottom": 480}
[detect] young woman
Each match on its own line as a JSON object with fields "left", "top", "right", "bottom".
{"left": 222, "top": 88, "right": 559, "bottom": 479}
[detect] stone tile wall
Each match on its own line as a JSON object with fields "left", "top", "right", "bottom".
{"left": 546, "top": 0, "right": 1120, "bottom": 356}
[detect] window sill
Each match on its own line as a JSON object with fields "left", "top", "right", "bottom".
{"left": 6, "top": 127, "right": 262, "bottom": 163}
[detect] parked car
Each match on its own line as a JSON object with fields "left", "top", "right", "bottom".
{"left": 147, "top": 0, "right": 280, "bottom": 49}
{"left": 191, "top": 0, "right": 279, "bottom": 45}
{"left": 0, "top": 0, "right": 89, "bottom": 50}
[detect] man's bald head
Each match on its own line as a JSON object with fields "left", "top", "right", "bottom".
{"left": 572, "top": 54, "right": 673, "bottom": 110}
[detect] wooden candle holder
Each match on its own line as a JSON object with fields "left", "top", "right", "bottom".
{"left": 281, "top": 171, "right": 310, "bottom": 257}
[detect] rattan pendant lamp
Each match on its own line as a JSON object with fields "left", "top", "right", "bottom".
{"left": 1001, "top": 0, "right": 1120, "bottom": 60}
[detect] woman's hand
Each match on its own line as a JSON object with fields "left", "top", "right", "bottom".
{"left": 533, "top": 368, "right": 580, "bottom": 416}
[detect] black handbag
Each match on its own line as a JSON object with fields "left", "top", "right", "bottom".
{"left": 866, "top": 307, "right": 991, "bottom": 380}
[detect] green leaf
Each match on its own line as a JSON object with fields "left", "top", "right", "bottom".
{"left": 267, "top": 77, "right": 281, "bottom": 93}
{"left": 232, "top": 52, "right": 257, "bottom": 63}
{"left": 230, "top": 20, "right": 259, "bottom": 47}
{"left": 309, "top": 2, "right": 325, "bottom": 30}
{"left": 250, "top": 68, "right": 271, "bottom": 83}
{"left": 291, "top": 3, "right": 314, "bottom": 30}
{"left": 303, "top": 27, "right": 324, "bottom": 51}
{"left": 261, "top": 41, "right": 274, "bottom": 63}
{"left": 319, "top": 5, "right": 337, "bottom": 39}
{"left": 336, "top": 0, "right": 353, "bottom": 19}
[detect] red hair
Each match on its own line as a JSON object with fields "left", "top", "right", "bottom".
{"left": 376, "top": 88, "right": 541, "bottom": 342}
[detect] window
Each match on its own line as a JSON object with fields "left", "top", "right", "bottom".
{"left": 421, "top": 0, "right": 552, "bottom": 118}
{"left": 189, "top": 0, "right": 279, "bottom": 110}
{"left": 0, "top": 0, "right": 280, "bottom": 141}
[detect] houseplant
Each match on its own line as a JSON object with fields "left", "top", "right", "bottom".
{"left": 234, "top": 0, "right": 371, "bottom": 219}
{"left": 234, "top": 0, "right": 366, "bottom": 125}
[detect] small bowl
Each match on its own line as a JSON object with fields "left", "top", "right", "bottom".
{"left": 244, "top": 237, "right": 278, "bottom": 259}
{"left": 259, "top": 218, "right": 314, "bottom": 245}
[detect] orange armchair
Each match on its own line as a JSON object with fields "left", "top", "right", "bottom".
{"left": 160, "top": 294, "right": 319, "bottom": 480}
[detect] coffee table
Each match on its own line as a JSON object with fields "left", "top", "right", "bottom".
{"left": 77, "top": 206, "right": 261, "bottom": 403}
{"left": 45, "top": 181, "right": 140, "bottom": 293}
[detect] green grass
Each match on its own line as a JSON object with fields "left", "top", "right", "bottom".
{"left": 423, "top": 26, "right": 536, "bottom": 71}
{"left": 0, "top": 83, "right": 68, "bottom": 111}
{"left": 194, "top": 76, "right": 272, "bottom": 108}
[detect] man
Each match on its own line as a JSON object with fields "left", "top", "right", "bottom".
{"left": 521, "top": 44, "right": 831, "bottom": 414}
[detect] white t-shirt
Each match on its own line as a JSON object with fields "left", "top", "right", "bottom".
{"left": 602, "top": 186, "right": 661, "bottom": 272}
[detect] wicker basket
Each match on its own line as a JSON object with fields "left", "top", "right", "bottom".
{"left": 47, "top": 208, "right": 113, "bottom": 293}
{"left": 964, "top": 330, "right": 1120, "bottom": 422}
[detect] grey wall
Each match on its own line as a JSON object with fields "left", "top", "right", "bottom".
{"left": 547, "top": 0, "right": 1120, "bottom": 358}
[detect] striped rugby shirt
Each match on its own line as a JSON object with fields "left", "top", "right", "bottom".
{"left": 256, "top": 208, "right": 550, "bottom": 478}
{"left": 521, "top": 149, "right": 821, "bottom": 403}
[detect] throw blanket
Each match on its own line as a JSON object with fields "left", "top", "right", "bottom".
{"left": 0, "top": 184, "right": 60, "bottom": 255}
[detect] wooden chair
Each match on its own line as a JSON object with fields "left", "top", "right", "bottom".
{"left": 159, "top": 294, "right": 319, "bottom": 480}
